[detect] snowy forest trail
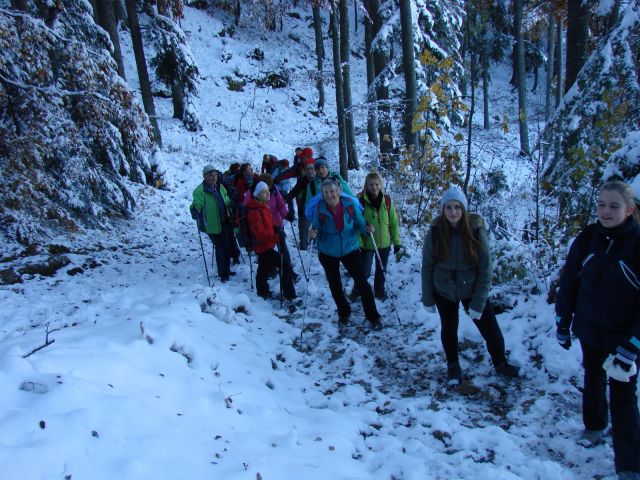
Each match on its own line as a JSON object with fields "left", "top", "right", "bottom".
{"left": 0, "top": 4, "right": 628, "bottom": 477}
{"left": 0, "top": 171, "right": 618, "bottom": 479}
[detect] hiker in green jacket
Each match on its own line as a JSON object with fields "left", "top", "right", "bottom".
{"left": 351, "top": 172, "right": 402, "bottom": 300}
{"left": 190, "top": 165, "right": 234, "bottom": 282}
{"left": 304, "top": 157, "right": 353, "bottom": 209}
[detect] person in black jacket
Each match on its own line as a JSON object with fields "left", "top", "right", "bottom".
{"left": 556, "top": 180, "right": 640, "bottom": 478}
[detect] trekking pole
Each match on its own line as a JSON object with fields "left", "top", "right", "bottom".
{"left": 368, "top": 232, "right": 401, "bottom": 325}
{"left": 278, "top": 232, "right": 284, "bottom": 308}
{"left": 300, "top": 238, "right": 315, "bottom": 343}
{"left": 196, "top": 226, "right": 211, "bottom": 287}
{"left": 290, "top": 222, "right": 308, "bottom": 281}
{"left": 248, "top": 250, "right": 254, "bottom": 290}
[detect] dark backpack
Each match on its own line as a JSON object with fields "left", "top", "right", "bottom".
{"left": 233, "top": 204, "right": 255, "bottom": 251}
{"left": 576, "top": 223, "right": 640, "bottom": 274}
{"left": 358, "top": 193, "right": 391, "bottom": 212}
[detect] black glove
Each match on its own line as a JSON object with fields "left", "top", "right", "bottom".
{"left": 556, "top": 326, "right": 571, "bottom": 350}
{"left": 394, "top": 244, "right": 401, "bottom": 254}
{"left": 190, "top": 207, "right": 199, "bottom": 220}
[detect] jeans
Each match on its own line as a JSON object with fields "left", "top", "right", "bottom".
{"left": 207, "top": 225, "right": 232, "bottom": 279}
{"left": 434, "top": 291, "right": 506, "bottom": 366}
{"left": 580, "top": 341, "right": 640, "bottom": 473}
{"left": 318, "top": 249, "right": 380, "bottom": 321}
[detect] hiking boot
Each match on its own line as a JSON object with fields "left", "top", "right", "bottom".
{"left": 447, "top": 362, "right": 462, "bottom": 385}
{"left": 348, "top": 288, "right": 360, "bottom": 302}
{"left": 258, "top": 291, "right": 273, "bottom": 300}
{"left": 369, "top": 318, "right": 383, "bottom": 331}
{"left": 232, "top": 257, "right": 241, "bottom": 265}
{"left": 338, "top": 314, "right": 350, "bottom": 325}
{"left": 578, "top": 429, "right": 605, "bottom": 448}
{"left": 285, "top": 302, "right": 298, "bottom": 313}
{"left": 374, "top": 291, "right": 387, "bottom": 300}
{"left": 495, "top": 361, "right": 520, "bottom": 378}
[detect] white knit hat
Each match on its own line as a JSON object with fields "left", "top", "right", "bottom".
{"left": 253, "top": 181, "right": 269, "bottom": 197}
{"left": 440, "top": 185, "right": 468, "bottom": 211}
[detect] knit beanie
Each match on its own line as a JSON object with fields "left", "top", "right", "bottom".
{"left": 314, "top": 158, "right": 329, "bottom": 170}
{"left": 301, "top": 147, "right": 313, "bottom": 159}
{"left": 440, "top": 185, "right": 468, "bottom": 211}
{"left": 202, "top": 164, "right": 216, "bottom": 175}
{"left": 253, "top": 181, "right": 269, "bottom": 198}
{"left": 303, "top": 158, "right": 315, "bottom": 166}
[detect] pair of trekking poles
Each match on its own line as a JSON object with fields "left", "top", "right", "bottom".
{"left": 299, "top": 229, "right": 401, "bottom": 342}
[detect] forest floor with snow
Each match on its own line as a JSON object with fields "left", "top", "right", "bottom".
{"left": 0, "top": 4, "right": 628, "bottom": 479}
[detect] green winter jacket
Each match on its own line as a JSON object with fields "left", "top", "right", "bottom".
{"left": 421, "top": 213, "right": 492, "bottom": 313}
{"left": 357, "top": 192, "right": 401, "bottom": 250}
{"left": 305, "top": 172, "right": 353, "bottom": 208}
{"left": 190, "top": 182, "right": 231, "bottom": 235}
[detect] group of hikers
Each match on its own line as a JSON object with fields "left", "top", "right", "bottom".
{"left": 190, "top": 146, "right": 640, "bottom": 479}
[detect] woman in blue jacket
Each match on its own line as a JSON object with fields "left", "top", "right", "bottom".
{"left": 309, "top": 178, "right": 382, "bottom": 330}
{"left": 556, "top": 180, "right": 640, "bottom": 477}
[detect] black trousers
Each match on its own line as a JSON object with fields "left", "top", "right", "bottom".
{"left": 207, "top": 225, "right": 231, "bottom": 279}
{"left": 580, "top": 341, "right": 640, "bottom": 473}
{"left": 296, "top": 198, "right": 308, "bottom": 250}
{"left": 352, "top": 247, "right": 390, "bottom": 297}
{"left": 434, "top": 291, "right": 506, "bottom": 366}
{"left": 256, "top": 248, "right": 296, "bottom": 299}
{"left": 318, "top": 249, "right": 380, "bottom": 321}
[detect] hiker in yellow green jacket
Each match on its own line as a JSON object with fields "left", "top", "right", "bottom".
{"left": 190, "top": 165, "right": 234, "bottom": 282}
{"left": 351, "top": 172, "right": 402, "bottom": 300}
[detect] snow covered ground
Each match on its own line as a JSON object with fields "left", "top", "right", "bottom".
{"left": 0, "top": 5, "right": 628, "bottom": 479}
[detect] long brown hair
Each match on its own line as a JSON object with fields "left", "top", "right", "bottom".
{"left": 433, "top": 209, "right": 480, "bottom": 265}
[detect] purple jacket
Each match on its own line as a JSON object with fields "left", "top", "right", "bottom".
{"left": 243, "top": 186, "right": 288, "bottom": 227}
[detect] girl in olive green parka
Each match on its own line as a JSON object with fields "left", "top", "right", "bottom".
{"left": 421, "top": 186, "right": 519, "bottom": 383}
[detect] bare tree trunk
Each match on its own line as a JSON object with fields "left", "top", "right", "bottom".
{"left": 543, "top": 10, "right": 556, "bottom": 166}
{"left": 339, "top": 0, "right": 358, "bottom": 170}
{"left": 330, "top": 2, "right": 348, "bottom": 179}
{"left": 398, "top": 0, "right": 417, "bottom": 150}
{"left": 565, "top": 0, "right": 590, "bottom": 92}
{"left": 365, "top": 0, "right": 393, "bottom": 165}
{"left": 515, "top": 0, "right": 530, "bottom": 155}
{"left": 364, "top": 14, "right": 379, "bottom": 145}
{"left": 96, "top": 0, "right": 127, "bottom": 80}
{"left": 553, "top": 17, "right": 563, "bottom": 165}
{"left": 171, "top": 79, "right": 185, "bottom": 120}
{"left": 313, "top": 4, "right": 325, "bottom": 112}
{"left": 114, "top": 0, "right": 129, "bottom": 29}
{"left": 464, "top": 14, "right": 476, "bottom": 195}
{"left": 125, "top": 0, "right": 162, "bottom": 146}
{"left": 480, "top": 6, "right": 490, "bottom": 129}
